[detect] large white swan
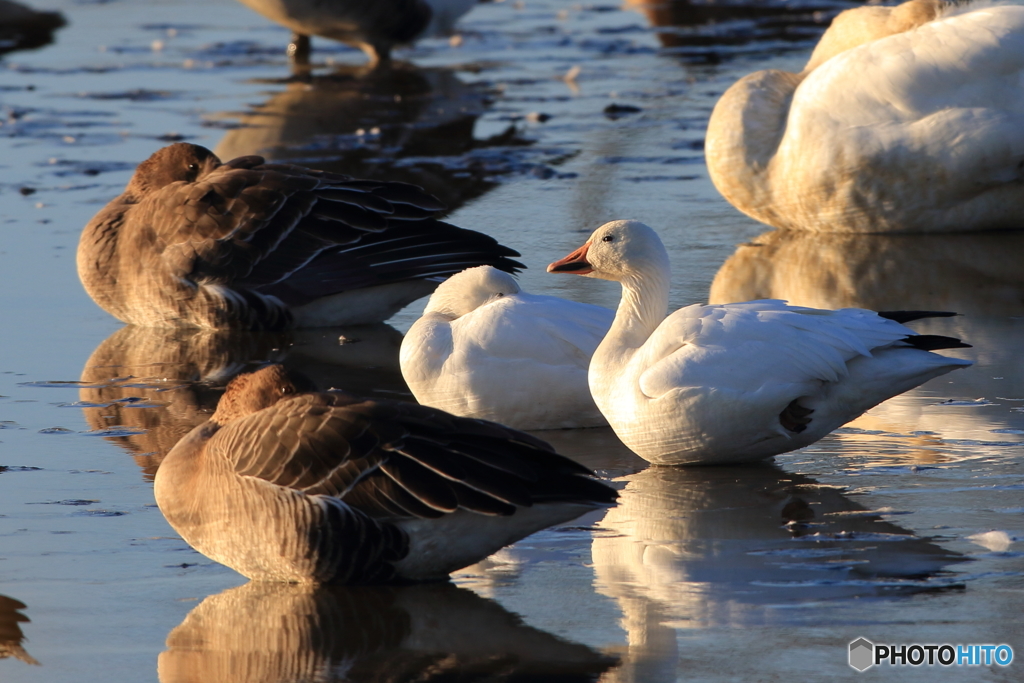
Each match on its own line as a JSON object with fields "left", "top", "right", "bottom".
{"left": 705, "top": 0, "right": 1024, "bottom": 233}
{"left": 547, "top": 220, "right": 972, "bottom": 465}
{"left": 400, "top": 266, "right": 613, "bottom": 430}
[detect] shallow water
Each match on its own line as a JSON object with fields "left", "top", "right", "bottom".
{"left": 1, "top": 0, "right": 1022, "bottom": 680}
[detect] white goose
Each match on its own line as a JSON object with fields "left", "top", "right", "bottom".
{"left": 547, "top": 220, "right": 973, "bottom": 465}
{"left": 705, "top": 0, "right": 1024, "bottom": 233}
{"left": 400, "top": 266, "right": 613, "bottom": 430}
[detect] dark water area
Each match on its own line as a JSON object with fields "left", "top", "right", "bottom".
{"left": 1, "top": 0, "right": 1022, "bottom": 681}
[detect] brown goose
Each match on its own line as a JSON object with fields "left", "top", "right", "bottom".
{"left": 77, "top": 143, "right": 522, "bottom": 331}
{"left": 0, "top": 595, "right": 38, "bottom": 666}
{"left": 0, "top": 0, "right": 64, "bottom": 56}
{"left": 153, "top": 365, "right": 617, "bottom": 584}
{"left": 235, "top": 0, "right": 476, "bottom": 66}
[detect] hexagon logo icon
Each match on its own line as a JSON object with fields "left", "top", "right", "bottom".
{"left": 849, "top": 637, "right": 875, "bottom": 671}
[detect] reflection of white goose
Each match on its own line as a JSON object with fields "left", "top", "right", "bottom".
{"left": 815, "top": 318, "right": 1024, "bottom": 444}
{"left": 709, "top": 229, "right": 1024, "bottom": 443}
{"left": 591, "top": 465, "right": 964, "bottom": 679}
{"left": 154, "top": 365, "right": 616, "bottom": 584}
{"left": 548, "top": 220, "right": 972, "bottom": 465}
{"left": 710, "top": 229, "right": 1024, "bottom": 316}
{"left": 235, "top": 0, "right": 476, "bottom": 65}
{"left": 78, "top": 326, "right": 287, "bottom": 480}
{"left": 158, "top": 581, "right": 615, "bottom": 682}
{"left": 401, "top": 266, "right": 613, "bottom": 430}
{"left": 706, "top": 0, "right": 1024, "bottom": 233}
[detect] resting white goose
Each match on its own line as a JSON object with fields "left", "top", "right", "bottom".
{"left": 705, "top": 0, "right": 1024, "bottom": 233}
{"left": 547, "top": 220, "right": 973, "bottom": 465}
{"left": 154, "top": 364, "right": 616, "bottom": 584}
{"left": 400, "top": 266, "right": 613, "bottom": 430}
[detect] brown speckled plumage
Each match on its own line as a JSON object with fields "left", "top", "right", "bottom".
{"left": 77, "top": 143, "right": 522, "bottom": 330}
{"left": 154, "top": 365, "right": 616, "bottom": 584}
{"left": 235, "top": 0, "right": 436, "bottom": 65}
{"left": 0, "top": 595, "right": 38, "bottom": 666}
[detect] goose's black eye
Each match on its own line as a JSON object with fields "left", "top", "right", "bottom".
{"left": 187, "top": 163, "right": 198, "bottom": 172}
{"left": 602, "top": 234, "right": 615, "bottom": 242}
{"left": 495, "top": 293, "right": 504, "bottom": 297}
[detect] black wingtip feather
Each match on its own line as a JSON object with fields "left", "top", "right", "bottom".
{"left": 903, "top": 334, "right": 972, "bottom": 351}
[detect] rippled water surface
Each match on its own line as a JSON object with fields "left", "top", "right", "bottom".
{"left": 1, "top": 0, "right": 1022, "bottom": 681}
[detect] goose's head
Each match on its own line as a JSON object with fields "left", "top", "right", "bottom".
{"left": 547, "top": 220, "right": 669, "bottom": 283}
{"left": 424, "top": 265, "right": 522, "bottom": 319}
{"left": 211, "top": 365, "right": 314, "bottom": 425}
{"left": 802, "top": 0, "right": 943, "bottom": 73}
{"left": 125, "top": 143, "right": 221, "bottom": 201}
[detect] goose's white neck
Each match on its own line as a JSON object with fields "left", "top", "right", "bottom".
{"left": 593, "top": 258, "right": 671, "bottom": 373}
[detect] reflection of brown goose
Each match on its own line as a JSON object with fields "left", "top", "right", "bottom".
{"left": 215, "top": 63, "right": 504, "bottom": 211}
{"left": 592, "top": 464, "right": 964, "bottom": 678}
{"left": 158, "top": 581, "right": 615, "bottom": 682}
{"left": 79, "top": 324, "right": 412, "bottom": 480}
{"left": 77, "top": 143, "right": 522, "bottom": 330}
{"left": 154, "top": 365, "right": 617, "bottom": 583}
{"left": 78, "top": 326, "right": 288, "bottom": 480}
{"left": 0, "top": 595, "right": 38, "bottom": 666}
{"left": 709, "top": 229, "right": 1024, "bottom": 315}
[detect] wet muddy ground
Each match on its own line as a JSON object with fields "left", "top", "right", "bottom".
{"left": 1, "top": 0, "right": 1022, "bottom": 681}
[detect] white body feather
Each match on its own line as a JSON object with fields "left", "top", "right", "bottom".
{"left": 393, "top": 503, "right": 595, "bottom": 580}
{"left": 401, "top": 267, "right": 613, "bottom": 430}
{"left": 595, "top": 300, "right": 970, "bottom": 464}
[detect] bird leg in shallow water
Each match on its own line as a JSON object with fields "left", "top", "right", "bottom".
{"left": 287, "top": 32, "right": 311, "bottom": 65}
{"left": 780, "top": 399, "right": 813, "bottom": 434}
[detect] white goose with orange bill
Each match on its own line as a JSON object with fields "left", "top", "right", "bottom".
{"left": 548, "top": 220, "right": 973, "bottom": 465}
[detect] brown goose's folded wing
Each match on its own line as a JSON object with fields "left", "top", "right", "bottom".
{"left": 261, "top": 219, "right": 524, "bottom": 306}
{"left": 206, "top": 392, "right": 616, "bottom": 522}
{"left": 134, "top": 158, "right": 522, "bottom": 303}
